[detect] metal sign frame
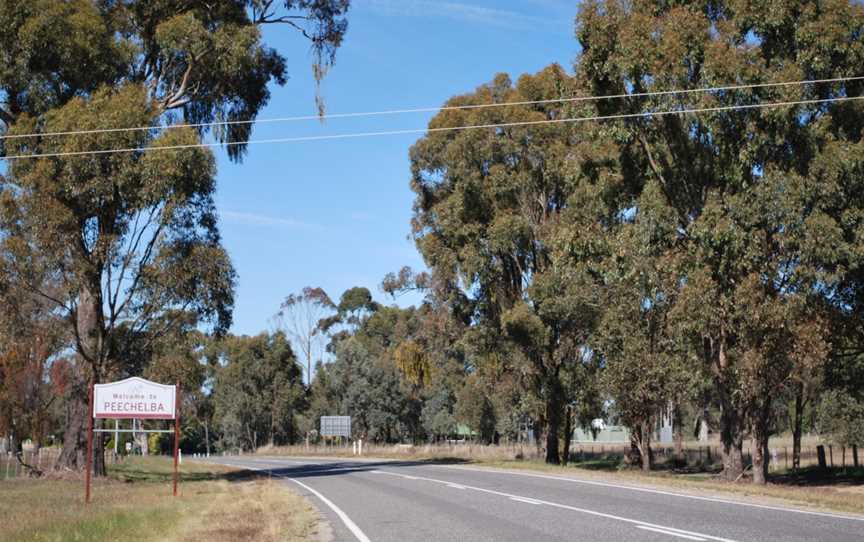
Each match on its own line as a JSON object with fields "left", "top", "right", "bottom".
{"left": 84, "top": 378, "right": 181, "bottom": 504}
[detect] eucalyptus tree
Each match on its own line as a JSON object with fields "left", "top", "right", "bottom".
{"left": 0, "top": 0, "right": 350, "bottom": 474}
{"left": 410, "top": 65, "right": 624, "bottom": 463}
{"left": 212, "top": 332, "right": 305, "bottom": 450}
{"left": 595, "top": 183, "right": 699, "bottom": 472}
{"left": 0, "top": 261, "right": 68, "bottom": 469}
{"left": 575, "top": 0, "right": 864, "bottom": 481}
{"left": 274, "top": 287, "right": 336, "bottom": 386}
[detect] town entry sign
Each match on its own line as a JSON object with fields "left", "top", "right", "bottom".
{"left": 85, "top": 377, "right": 181, "bottom": 504}
{"left": 93, "top": 377, "right": 176, "bottom": 419}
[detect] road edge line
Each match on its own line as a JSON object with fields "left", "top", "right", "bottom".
{"left": 288, "top": 478, "right": 372, "bottom": 542}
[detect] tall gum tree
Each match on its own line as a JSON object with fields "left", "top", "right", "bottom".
{"left": 594, "top": 181, "right": 700, "bottom": 472}
{"left": 574, "top": 0, "right": 864, "bottom": 481}
{"left": 409, "top": 66, "right": 623, "bottom": 463}
{"left": 0, "top": 0, "right": 351, "bottom": 474}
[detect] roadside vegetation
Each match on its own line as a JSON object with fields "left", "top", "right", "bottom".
{"left": 0, "top": 457, "right": 319, "bottom": 542}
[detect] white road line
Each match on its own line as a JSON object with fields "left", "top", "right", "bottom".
{"left": 445, "top": 483, "right": 467, "bottom": 489}
{"left": 375, "top": 470, "right": 735, "bottom": 542}
{"left": 432, "top": 465, "right": 864, "bottom": 522}
{"left": 290, "top": 478, "right": 372, "bottom": 542}
{"left": 210, "top": 461, "right": 372, "bottom": 542}
{"left": 637, "top": 525, "right": 707, "bottom": 541}
{"left": 510, "top": 496, "right": 544, "bottom": 505}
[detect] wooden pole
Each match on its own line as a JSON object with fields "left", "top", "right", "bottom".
{"left": 173, "top": 381, "right": 181, "bottom": 497}
{"left": 85, "top": 382, "right": 95, "bottom": 504}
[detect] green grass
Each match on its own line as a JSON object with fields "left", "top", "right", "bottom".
{"left": 0, "top": 457, "right": 320, "bottom": 542}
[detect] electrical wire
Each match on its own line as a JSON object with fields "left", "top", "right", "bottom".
{"left": 0, "top": 75, "right": 861, "bottom": 141}
{"left": 2, "top": 95, "right": 862, "bottom": 161}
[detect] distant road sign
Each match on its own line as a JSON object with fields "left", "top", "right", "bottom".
{"left": 320, "top": 416, "right": 351, "bottom": 437}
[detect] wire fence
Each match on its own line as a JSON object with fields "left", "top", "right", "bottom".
{"left": 567, "top": 442, "right": 858, "bottom": 471}
{"left": 1, "top": 448, "right": 123, "bottom": 481}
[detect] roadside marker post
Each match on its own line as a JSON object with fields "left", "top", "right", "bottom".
{"left": 84, "top": 377, "right": 180, "bottom": 504}
{"left": 173, "top": 381, "right": 181, "bottom": 497}
{"left": 85, "top": 381, "right": 94, "bottom": 504}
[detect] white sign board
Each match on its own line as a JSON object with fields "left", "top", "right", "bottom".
{"left": 93, "top": 377, "right": 176, "bottom": 419}
{"left": 320, "top": 416, "right": 351, "bottom": 437}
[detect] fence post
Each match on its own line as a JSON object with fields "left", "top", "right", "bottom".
{"left": 829, "top": 445, "right": 834, "bottom": 468}
{"left": 817, "top": 445, "right": 826, "bottom": 469}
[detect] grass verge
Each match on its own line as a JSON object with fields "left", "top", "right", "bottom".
{"left": 0, "top": 456, "right": 320, "bottom": 542}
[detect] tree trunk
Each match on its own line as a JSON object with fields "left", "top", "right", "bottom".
{"left": 544, "top": 386, "right": 563, "bottom": 465}
{"left": 626, "top": 432, "right": 642, "bottom": 466}
{"left": 752, "top": 399, "right": 772, "bottom": 485}
{"left": 56, "top": 283, "right": 106, "bottom": 475}
{"left": 635, "top": 421, "right": 653, "bottom": 472}
{"left": 792, "top": 381, "right": 804, "bottom": 471}
{"left": 204, "top": 421, "right": 210, "bottom": 456}
{"left": 719, "top": 400, "right": 744, "bottom": 481}
{"left": 55, "top": 376, "right": 89, "bottom": 472}
{"left": 673, "top": 402, "right": 684, "bottom": 464}
{"left": 561, "top": 408, "right": 573, "bottom": 466}
{"left": 716, "top": 338, "right": 744, "bottom": 481}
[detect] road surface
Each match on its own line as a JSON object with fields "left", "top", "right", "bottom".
{"left": 207, "top": 456, "right": 863, "bottom": 541}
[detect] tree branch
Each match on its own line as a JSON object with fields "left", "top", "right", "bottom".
{"left": 163, "top": 58, "right": 196, "bottom": 111}
{"left": 0, "top": 104, "right": 13, "bottom": 127}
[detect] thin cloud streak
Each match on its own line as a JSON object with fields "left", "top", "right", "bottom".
{"left": 359, "top": 0, "right": 564, "bottom": 30}
{"left": 221, "top": 210, "right": 319, "bottom": 230}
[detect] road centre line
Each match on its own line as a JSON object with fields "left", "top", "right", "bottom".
{"left": 637, "top": 526, "right": 707, "bottom": 541}
{"left": 432, "top": 465, "right": 864, "bottom": 522}
{"left": 510, "top": 496, "right": 544, "bottom": 505}
{"left": 373, "top": 470, "right": 735, "bottom": 542}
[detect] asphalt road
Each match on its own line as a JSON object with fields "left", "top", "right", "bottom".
{"left": 207, "top": 456, "right": 863, "bottom": 542}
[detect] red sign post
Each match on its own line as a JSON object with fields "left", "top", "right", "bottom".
{"left": 85, "top": 377, "right": 179, "bottom": 504}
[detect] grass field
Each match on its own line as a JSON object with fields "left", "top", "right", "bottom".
{"left": 0, "top": 456, "right": 320, "bottom": 542}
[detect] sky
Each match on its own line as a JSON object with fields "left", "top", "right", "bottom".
{"left": 213, "top": 0, "right": 580, "bottom": 336}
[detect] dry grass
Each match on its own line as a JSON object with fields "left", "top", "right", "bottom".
{"left": 0, "top": 457, "right": 320, "bottom": 542}
{"left": 165, "top": 479, "right": 320, "bottom": 542}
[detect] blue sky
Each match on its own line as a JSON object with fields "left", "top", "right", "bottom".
{"left": 215, "top": 0, "right": 579, "bottom": 335}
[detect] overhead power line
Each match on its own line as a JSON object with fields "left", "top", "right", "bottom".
{"left": 0, "top": 75, "right": 862, "bottom": 141}
{"left": 2, "top": 95, "right": 862, "bottom": 161}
